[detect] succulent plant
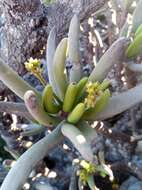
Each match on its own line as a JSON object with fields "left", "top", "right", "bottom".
{"left": 78, "top": 153, "right": 113, "bottom": 189}
{"left": 121, "top": 0, "right": 142, "bottom": 75}
{"left": 1, "top": 12, "right": 142, "bottom": 190}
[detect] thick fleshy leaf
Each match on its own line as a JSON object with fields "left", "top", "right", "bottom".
{"left": 0, "top": 58, "right": 40, "bottom": 100}
{"left": 131, "top": 0, "right": 142, "bottom": 33}
{"left": 0, "top": 101, "right": 34, "bottom": 121}
{"left": 68, "top": 15, "right": 82, "bottom": 82}
{"left": 87, "top": 175, "right": 98, "bottom": 190}
{"left": 68, "top": 14, "right": 80, "bottom": 64}
{"left": 20, "top": 124, "right": 45, "bottom": 136}
{"left": 89, "top": 38, "right": 130, "bottom": 82}
{"left": 61, "top": 123, "right": 94, "bottom": 162}
{"left": 83, "top": 89, "right": 110, "bottom": 119}
{"left": 126, "top": 63, "right": 142, "bottom": 72}
{"left": 24, "top": 90, "right": 60, "bottom": 127}
{"left": 53, "top": 38, "right": 68, "bottom": 100}
{"left": 77, "top": 121, "right": 97, "bottom": 143}
{"left": 78, "top": 177, "right": 84, "bottom": 190}
{"left": 46, "top": 27, "right": 58, "bottom": 94}
{"left": 87, "top": 83, "right": 142, "bottom": 120}
{"left": 119, "top": 20, "right": 129, "bottom": 37}
{"left": 126, "top": 32, "right": 142, "bottom": 58}
{"left": 70, "top": 65, "right": 82, "bottom": 83}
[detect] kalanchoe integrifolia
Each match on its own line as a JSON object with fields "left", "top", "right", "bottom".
{"left": 1, "top": 12, "right": 142, "bottom": 190}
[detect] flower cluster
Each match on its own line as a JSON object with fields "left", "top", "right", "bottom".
{"left": 25, "top": 58, "right": 42, "bottom": 74}
{"left": 79, "top": 160, "right": 96, "bottom": 185}
{"left": 25, "top": 58, "right": 46, "bottom": 86}
{"left": 84, "top": 82, "right": 102, "bottom": 108}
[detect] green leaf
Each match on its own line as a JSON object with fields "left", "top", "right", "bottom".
{"left": 87, "top": 175, "right": 98, "bottom": 190}
{"left": 61, "top": 123, "right": 94, "bottom": 162}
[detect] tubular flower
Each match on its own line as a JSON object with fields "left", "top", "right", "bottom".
{"left": 84, "top": 81, "right": 102, "bottom": 109}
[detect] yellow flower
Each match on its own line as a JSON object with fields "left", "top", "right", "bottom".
{"left": 24, "top": 58, "right": 41, "bottom": 73}
{"left": 80, "top": 160, "right": 95, "bottom": 173}
{"left": 85, "top": 82, "right": 98, "bottom": 108}
{"left": 84, "top": 81, "right": 109, "bottom": 109}
{"left": 24, "top": 57, "right": 46, "bottom": 86}
{"left": 79, "top": 160, "right": 96, "bottom": 184}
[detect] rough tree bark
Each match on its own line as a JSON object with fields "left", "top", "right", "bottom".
{"left": 1, "top": 0, "right": 47, "bottom": 75}
{"left": 1, "top": 0, "right": 108, "bottom": 75}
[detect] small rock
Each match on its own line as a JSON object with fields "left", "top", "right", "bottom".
{"left": 135, "top": 141, "right": 142, "bottom": 153}
{"left": 128, "top": 182, "right": 142, "bottom": 190}
{"left": 35, "top": 183, "right": 57, "bottom": 190}
{"left": 119, "top": 176, "right": 142, "bottom": 190}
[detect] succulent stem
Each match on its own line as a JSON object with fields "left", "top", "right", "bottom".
{"left": 0, "top": 123, "right": 64, "bottom": 190}
{"left": 34, "top": 72, "right": 46, "bottom": 87}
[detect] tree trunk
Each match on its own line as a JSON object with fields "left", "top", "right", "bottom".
{"left": 1, "top": 0, "right": 47, "bottom": 75}
{"left": 1, "top": 0, "right": 108, "bottom": 75}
